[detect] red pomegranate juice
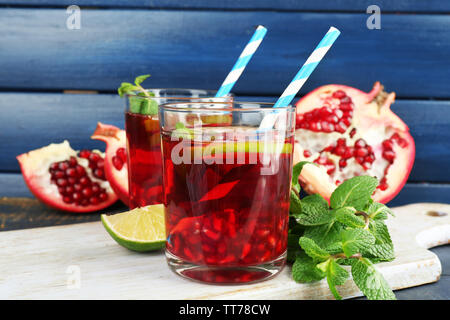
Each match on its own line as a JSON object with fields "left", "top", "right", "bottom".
{"left": 125, "top": 111, "right": 163, "bottom": 208}
{"left": 162, "top": 131, "right": 293, "bottom": 283}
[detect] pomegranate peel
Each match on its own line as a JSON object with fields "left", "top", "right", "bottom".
{"left": 294, "top": 82, "right": 415, "bottom": 204}
{"left": 17, "top": 141, "right": 118, "bottom": 213}
{"left": 91, "top": 122, "right": 129, "bottom": 206}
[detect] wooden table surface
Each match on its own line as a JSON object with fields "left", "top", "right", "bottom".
{"left": 1, "top": 196, "right": 448, "bottom": 300}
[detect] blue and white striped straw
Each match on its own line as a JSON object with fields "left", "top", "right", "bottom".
{"left": 215, "top": 25, "right": 267, "bottom": 97}
{"left": 273, "top": 27, "right": 341, "bottom": 108}
{"left": 258, "top": 27, "right": 340, "bottom": 131}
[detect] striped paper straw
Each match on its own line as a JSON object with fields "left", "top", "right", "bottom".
{"left": 215, "top": 25, "right": 267, "bottom": 97}
{"left": 273, "top": 27, "right": 341, "bottom": 108}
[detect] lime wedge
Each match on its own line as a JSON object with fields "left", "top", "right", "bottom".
{"left": 101, "top": 204, "right": 166, "bottom": 252}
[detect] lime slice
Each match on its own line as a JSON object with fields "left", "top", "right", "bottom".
{"left": 101, "top": 204, "right": 166, "bottom": 252}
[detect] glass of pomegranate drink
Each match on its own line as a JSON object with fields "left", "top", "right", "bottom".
{"left": 159, "top": 101, "right": 296, "bottom": 284}
{"left": 124, "top": 89, "right": 232, "bottom": 209}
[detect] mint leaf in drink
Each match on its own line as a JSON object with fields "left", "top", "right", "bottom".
{"left": 292, "top": 194, "right": 333, "bottom": 226}
{"left": 341, "top": 228, "right": 375, "bottom": 258}
{"left": 299, "top": 237, "right": 330, "bottom": 262}
{"left": 366, "top": 201, "right": 395, "bottom": 220}
{"left": 140, "top": 98, "right": 159, "bottom": 115}
{"left": 292, "top": 252, "right": 326, "bottom": 283}
{"left": 334, "top": 207, "right": 366, "bottom": 228}
{"left": 134, "top": 74, "right": 151, "bottom": 85}
{"left": 330, "top": 176, "right": 378, "bottom": 211}
{"left": 351, "top": 258, "right": 396, "bottom": 300}
{"left": 118, "top": 82, "right": 139, "bottom": 97}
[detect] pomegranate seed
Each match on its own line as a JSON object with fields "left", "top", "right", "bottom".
{"left": 79, "top": 177, "right": 90, "bottom": 186}
{"left": 58, "top": 161, "right": 69, "bottom": 171}
{"left": 356, "top": 157, "right": 365, "bottom": 164}
{"left": 383, "top": 150, "right": 396, "bottom": 163}
{"left": 355, "top": 139, "right": 366, "bottom": 148}
{"left": 397, "top": 138, "right": 408, "bottom": 148}
{"left": 50, "top": 163, "right": 59, "bottom": 171}
{"left": 334, "top": 146, "right": 346, "bottom": 156}
{"left": 340, "top": 96, "right": 351, "bottom": 104}
{"left": 89, "top": 152, "right": 101, "bottom": 163}
{"left": 74, "top": 183, "right": 82, "bottom": 192}
{"left": 66, "top": 168, "right": 77, "bottom": 177}
{"left": 326, "top": 115, "right": 339, "bottom": 123}
{"left": 73, "top": 192, "right": 82, "bottom": 201}
{"left": 112, "top": 156, "right": 124, "bottom": 170}
{"left": 89, "top": 197, "right": 99, "bottom": 205}
{"left": 319, "top": 106, "right": 332, "bottom": 117}
{"left": 355, "top": 148, "right": 368, "bottom": 157}
{"left": 96, "top": 159, "right": 104, "bottom": 169}
{"left": 339, "top": 159, "right": 347, "bottom": 168}
{"left": 365, "top": 155, "right": 375, "bottom": 163}
{"left": 75, "top": 165, "right": 86, "bottom": 177}
{"left": 63, "top": 196, "right": 73, "bottom": 204}
{"left": 349, "top": 128, "right": 357, "bottom": 138}
{"left": 315, "top": 156, "right": 328, "bottom": 165}
{"left": 68, "top": 157, "right": 77, "bottom": 167}
{"left": 335, "top": 123, "right": 347, "bottom": 133}
{"left": 99, "top": 192, "right": 108, "bottom": 201}
{"left": 363, "top": 162, "right": 372, "bottom": 170}
{"left": 303, "top": 150, "right": 312, "bottom": 158}
{"left": 92, "top": 183, "right": 100, "bottom": 194}
{"left": 56, "top": 178, "right": 68, "bottom": 187}
{"left": 334, "top": 109, "right": 344, "bottom": 118}
{"left": 337, "top": 138, "right": 346, "bottom": 146}
{"left": 382, "top": 140, "right": 393, "bottom": 150}
{"left": 58, "top": 186, "right": 65, "bottom": 194}
{"left": 94, "top": 168, "right": 104, "bottom": 179}
{"left": 65, "top": 186, "right": 74, "bottom": 194}
{"left": 343, "top": 147, "right": 354, "bottom": 159}
{"left": 342, "top": 117, "right": 352, "bottom": 126}
{"left": 79, "top": 150, "right": 91, "bottom": 158}
{"left": 340, "top": 102, "right": 352, "bottom": 111}
{"left": 82, "top": 187, "right": 92, "bottom": 198}
{"left": 332, "top": 90, "right": 346, "bottom": 99}
{"left": 335, "top": 180, "right": 342, "bottom": 185}
{"left": 54, "top": 171, "right": 65, "bottom": 179}
{"left": 81, "top": 199, "right": 89, "bottom": 207}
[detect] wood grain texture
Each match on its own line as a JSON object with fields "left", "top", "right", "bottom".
{"left": 1, "top": 0, "right": 449, "bottom": 12}
{"left": 1, "top": 93, "right": 449, "bottom": 183}
{"left": 0, "top": 203, "right": 448, "bottom": 300}
{"left": 0, "top": 9, "right": 449, "bottom": 98}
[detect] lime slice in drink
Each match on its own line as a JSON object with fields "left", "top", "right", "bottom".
{"left": 101, "top": 204, "right": 166, "bottom": 252}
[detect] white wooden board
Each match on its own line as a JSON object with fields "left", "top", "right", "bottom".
{"left": 1, "top": 203, "right": 449, "bottom": 299}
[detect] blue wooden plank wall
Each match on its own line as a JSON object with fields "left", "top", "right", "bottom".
{"left": 0, "top": 1, "right": 449, "bottom": 206}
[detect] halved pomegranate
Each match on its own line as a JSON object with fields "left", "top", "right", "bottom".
{"left": 294, "top": 82, "right": 415, "bottom": 204}
{"left": 91, "top": 122, "right": 129, "bottom": 206}
{"left": 17, "top": 141, "right": 118, "bottom": 213}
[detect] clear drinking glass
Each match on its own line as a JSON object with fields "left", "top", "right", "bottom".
{"left": 159, "top": 101, "right": 296, "bottom": 284}
{"left": 124, "top": 89, "right": 232, "bottom": 209}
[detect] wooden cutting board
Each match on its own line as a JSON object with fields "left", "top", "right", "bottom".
{"left": 1, "top": 203, "right": 449, "bottom": 300}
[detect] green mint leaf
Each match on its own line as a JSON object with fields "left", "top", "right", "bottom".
{"left": 172, "top": 122, "right": 193, "bottom": 139}
{"left": 290, "top": 189, "right": 302, "bottom": 215}
{"left": 351, "top": 258, "right": 396, "bottom": 300}
{"left": 128, "top": 96, "right": 144, "bottom": 113}
{"left": 363, "top": 220, "right": 395, "bottom": 261}
{"left": 330, "top": 176, "right": 378, "bottom": 211}
{"left": 140, "top": 98, "right": 159, "bottom": 115}
{"left": 366, "top": 202, "right": 395, "bottom": 220}
{"left": 134, "top": 74, "right": 151, "bottom": 85}
{"left": 323, "top": 258, "right": 349, "bottom": 300}
{"left": 334, "top": 207, "right": 366, "bottom": 228}
{"left": 341, "top": 228, "right": 376, "bottom": 257}
{"left": 292, "top": 161, "right": 310, "bottom": 193}
{"left": 299, "top": 237, "right": 330, "bottom": 262}
{"left": 292, "top": 252, "right": 326, "bottom": 283}
{"left": 293, "top": 194, "right": 333, "bottom": 226}
{"left": 303, "top": 221, "right": 345, "bottom": 252}
{"left": 118, "top": 82, "right": 139, "bottom": 97}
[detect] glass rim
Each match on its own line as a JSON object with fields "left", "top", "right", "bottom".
{"left": 159, "top": 101, "right": 295, "bottom": 112}
{"left": 123, "top": 88, "right": 233, "bottom": 100}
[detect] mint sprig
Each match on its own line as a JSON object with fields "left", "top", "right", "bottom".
{"left": 118, "top": 74, "right": 158, "bottom": 115}
{"left": 289, "top": 163, "right": 396, "bottom": 300}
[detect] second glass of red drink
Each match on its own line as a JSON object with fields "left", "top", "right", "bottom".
{"left": 124, "top": 89, "right": 232, "bottom": 209}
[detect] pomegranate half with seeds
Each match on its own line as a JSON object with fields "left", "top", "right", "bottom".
{"left": 91, "top": 122, "right": 129, "bottom": 206}
{"left": 294, "top": 82, "right": 415, "bottom": 204}
{"left": 17, "top": 141, "right": 118, "bottom": 212}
